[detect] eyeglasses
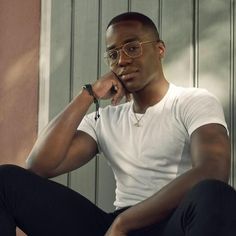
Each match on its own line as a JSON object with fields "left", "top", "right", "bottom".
{"left": 104, "top": 40, "right": 156, "bottom": 66}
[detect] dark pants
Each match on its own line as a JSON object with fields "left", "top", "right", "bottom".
{"left": 0, "top": 165, "right": 236, "bottom": 236}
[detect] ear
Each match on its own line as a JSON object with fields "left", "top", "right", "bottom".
{"left": 156, "top": 40, "right": 165, "bottom": 58}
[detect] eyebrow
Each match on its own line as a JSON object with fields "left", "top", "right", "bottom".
{"left": 106, "top": 37, "right": 139, "bottom": 51}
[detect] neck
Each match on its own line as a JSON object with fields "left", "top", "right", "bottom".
{"left": 132, "top": 78, "right": 169, "bottom": 114}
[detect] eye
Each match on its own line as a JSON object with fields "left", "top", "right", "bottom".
{"left": 108, "top": 50, "right": 118, "bottom": 60}
{"left": 127, "top": 45, "right": 139, "bottom": 52}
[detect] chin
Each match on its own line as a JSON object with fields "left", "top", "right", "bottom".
{"left": 126, "top": 85, "right": 143, "bottom": 94}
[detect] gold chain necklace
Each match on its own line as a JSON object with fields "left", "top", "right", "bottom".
{"left": 133, "top": 112, "right": 145, "bottom": 127}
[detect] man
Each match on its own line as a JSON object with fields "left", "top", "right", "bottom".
{"left": 0, "top": 12, "right": 236, "bottom": 236}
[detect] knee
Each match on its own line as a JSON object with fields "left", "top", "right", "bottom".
{"left": 192, "top": 179, "right": 231, "bottom": 194}
{"left": 178, "top": 180, "right": 236, "bottom": 233}
{"left": 186, "top": 179, "right": 235, "bottom": 205}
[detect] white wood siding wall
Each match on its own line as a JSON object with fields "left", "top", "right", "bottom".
{"left": 40, "top": 0, "right": 236, "bottom": 211}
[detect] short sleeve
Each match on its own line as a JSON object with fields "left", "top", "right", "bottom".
{"left": 178, "top": 89, "right": 228, "bottom": 136}
{"left": 77, "top": 112, "right": 98, "bottom": 143}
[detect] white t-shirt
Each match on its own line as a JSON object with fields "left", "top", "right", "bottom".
{"left": 78, "top": 84, "right": 228, "bottom": 209}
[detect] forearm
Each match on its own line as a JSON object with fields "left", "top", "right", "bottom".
{"left": 113, "top": 165, "right": 228, "bottom": 234}
{"left": 26, "top": 89, "right": 93, "bottom": 176}
{"left": 26, "top": 72, "right": 128, "bottom": 177}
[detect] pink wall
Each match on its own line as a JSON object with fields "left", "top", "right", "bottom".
{"left": 0, "top": 0, "right": 40, "bottom": 235}
{"left": 0, "top": 0, "right": 40, "bottom": 165}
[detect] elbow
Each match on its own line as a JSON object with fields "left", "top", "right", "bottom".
{"left": 198, "top": 159, "right": 231, "bottom": 184}
{"left": 220, "top": 167, "right": 231, "bottom": 184}
{"left": 209, "top": 164, "right": 230, "bottom": 184}
{"left": 25, "top": 156, "right": 50, "bottom": 178}
{"left": 216, "top": 155, "right": 231, "bottom": 183}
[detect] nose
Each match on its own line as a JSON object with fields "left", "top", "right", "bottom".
{"left": 117, "top": 49, "right": 132, "bottom": 66}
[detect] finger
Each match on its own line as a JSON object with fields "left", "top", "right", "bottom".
{"left": 113, "top": 80, "right": 131, "bottom": 103}
{"left": 125, "top": 92, "right": 131, "bottom": 102}
{"left": 111, "top": 71, "right": 131, "bottom": 102}
{"left": 111, "top": 71, "right": 127, "bottom": 89}
{"left": 111, "top": 82, "right": 125, "bottom": 105}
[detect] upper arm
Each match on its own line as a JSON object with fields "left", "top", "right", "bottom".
{"left": 49, "top": 130, "right": 98, "bottom": 177}
{"left": 190, "top": 123, "right": 231, "bottom": 182}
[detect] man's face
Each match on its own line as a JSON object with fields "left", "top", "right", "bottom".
{"left": 105, "top": 20, "right": 164, "bottom": 92}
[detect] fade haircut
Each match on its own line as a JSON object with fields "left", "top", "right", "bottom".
{"left": 106, "top": 12, "right": 160, "bottom": 40}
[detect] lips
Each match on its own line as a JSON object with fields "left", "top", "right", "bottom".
{"left": 120, "top": 71, "right": 139, "bottom": 81}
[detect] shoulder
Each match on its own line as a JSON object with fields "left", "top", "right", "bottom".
{"left": 169, "top": 84, "right": 224, "bottom": 115}
{"left": 78, "top": 101, "right": 131, "bottom": 142}
{"left": 170, "top": 84, "right": 216, "bottom": 101}
{"left": 169, "top": 84, "right": 227, "bottom": 135}
{"left": 168, "top": 84, "right": 220, "bottom": 109}
{"left": 100, "top": 101, "right": 131, "bottom": 117}
{"left": 85, "top": 101, "right": 131, "bottom": 123}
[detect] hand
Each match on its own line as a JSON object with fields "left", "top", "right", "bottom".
{"left": 92, "top": 71, "right": 131, "bottom": 105}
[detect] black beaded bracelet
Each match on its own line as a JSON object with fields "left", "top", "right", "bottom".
{"left": 83, "top": 84, "right": 100, "bottom": 121}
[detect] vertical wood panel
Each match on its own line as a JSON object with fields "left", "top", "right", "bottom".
{"left": 49, "top": 0, "right": 72, "bottom": 120}
{"left": 69, "top": 0, "right": 99, "bottom": 203}
{"left": 72, "top": 0, "right": 100, "bottom": 92}
{"left": 130, "top": 0, "right": 160, "bottom": 26}
{"left": 49, "top": 0, "right": 72, "bottom": 186}
{"left": 38, "top": 0, "right": 51, "bottom": 133}
{"left": 233, "top": 0, "right": 236, "bottom": 186}
{"left": 198, "top": 0, "right": 231, "bottom": 118}
{"left": 198, "top": 1, "right": 233, "bottom": 185}
{"left": 130, "top": 0, "right": 161, "bottom": 38}
{"left": 162, "top": 0, "right": 193, "bottom": 87}
{"left": 96, "top": 0, "right": 129, "bottom": 212}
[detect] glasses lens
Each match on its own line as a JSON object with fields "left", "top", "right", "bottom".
{"left": 104, "top": 41, "right": 143, "bottom": 66}
{"left": 123, "top": 41, "right": 141, "bottom": 58}
{"left": 105, "top": 50, "right": 118, "bottom": 65}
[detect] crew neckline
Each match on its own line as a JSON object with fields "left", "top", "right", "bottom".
{"left": 130, "top": 83, "right": 173, "bottom": 115}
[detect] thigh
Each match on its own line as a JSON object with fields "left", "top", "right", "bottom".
{"left": 0, "top": 165, "right": 113, "bottom": 236}
{"left": 129, "top": 180, "right": 236, "bottom": 236}
{"left": 128, "top": 219, "right": 170, "bottom": 236}
{"left": 161, "top": 179, "right": 236, "bottom": 236}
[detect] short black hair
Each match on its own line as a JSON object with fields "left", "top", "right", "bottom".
{"left": 107, "top": 12, "right": 160, "bottom": 40}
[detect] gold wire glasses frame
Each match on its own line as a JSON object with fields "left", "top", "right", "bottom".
{"left": 104, "top": 40, "right": 157, "bottom": 66}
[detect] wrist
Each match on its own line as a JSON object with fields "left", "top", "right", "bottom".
{"left": 82, "top": 84, "right": 100, "bottom": 121}
{"left": 82, "top": 84, "right": 97, "bottom": 99}
{"left": 81, "top": 88, "right": 94, "bottom": 102}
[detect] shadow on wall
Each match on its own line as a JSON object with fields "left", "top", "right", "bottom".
{"left": 163, "top": 2, "right": 231, "bottom": 115}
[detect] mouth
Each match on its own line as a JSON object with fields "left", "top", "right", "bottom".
{"left": 119, "top": 71, "right": 139, "bottom": 81}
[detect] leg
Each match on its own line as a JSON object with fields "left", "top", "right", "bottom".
{"left": 129, "top": 179, "right": 236, "bottom": 236}
{"left": 0, "top": 164, "right": 114, "bottom": 236}
{"left": 162, "top": 179, "right": 236, "bottom": 236}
